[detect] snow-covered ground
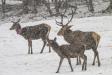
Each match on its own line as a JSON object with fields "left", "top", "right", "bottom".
{"left": 0, "top": 16, "right": 112, "bottom": 75}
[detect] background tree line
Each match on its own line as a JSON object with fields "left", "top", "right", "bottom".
{"left": 0, "top": 0, "right": 112, "bottom": 18}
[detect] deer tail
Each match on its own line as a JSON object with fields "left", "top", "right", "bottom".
{"left": 92, "top": 32, "right": 100, "bottom": 48}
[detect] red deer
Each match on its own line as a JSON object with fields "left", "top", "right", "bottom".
{"left": 10, "top": 19, "right": 51, "bottom": 54}
{"left": 47, "top": 37, "right": 87, "bottom": 73}
{"left": 56, "top": 10, "right": 101, "bottom": 66}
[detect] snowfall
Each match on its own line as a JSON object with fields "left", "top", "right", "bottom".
{"left": 0, "top": 16, "right": 112, "bottom": 75}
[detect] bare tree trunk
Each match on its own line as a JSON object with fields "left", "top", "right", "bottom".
{"left": 55, "top": 0, "right": 65, "bottom": 15}
{"left": 32, "top": 0, "right": 38, "bottom": 14}
{"left": 44, "top": 0, "right": 53, "bottom": 16}
{"left": 54, "top": 0, "right": 63, "bottom": 14}
{"left": 55, "top": 0, "right": 59, "bottom": 14}
{"left": 104, "top": 0, "right": 112, "bottom": 12}
{"left": 1, "top": 0, "right": 6, "bottom": 18}
{"left": 86, "top": 0, "right": 94, "bottom": 13}
{"left": 22, "top": 0, "right": 29, "bottom": 14}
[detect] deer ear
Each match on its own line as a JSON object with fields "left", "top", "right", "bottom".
{"left": 54, "top": 37, "right": 57, "bottom": 41}
{"left": 66, "top": 24, "right": 68, "bottom": 26}
{"left": 17, "top": 19, "right": 21, "bottom": 23}
{"left": 11, "top": 21, "right": 15, "bottom": 23}
{"left": 67, "top": 25, "right": 73, "bottom": 29}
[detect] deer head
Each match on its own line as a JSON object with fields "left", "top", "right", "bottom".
{"left": 10, "top": 19, "right": 21, "bottom": 30}
{"left": 47, "top": 37, "right": 57, "bottom": 47}
{"left": 57, "top": 25, "right": 73, "bottom": 36}
{"left": 56, "top": 9, "right": 74, "bottom": 36}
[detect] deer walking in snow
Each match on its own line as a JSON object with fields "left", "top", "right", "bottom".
{"left": 56, "top": 9, "right": 101, "bottom": 66}
{"left": 48, "top": 37, "right": 87, "bottom": 73}
{"left": 10, "top": 19, "right": 51, "bottom": 54}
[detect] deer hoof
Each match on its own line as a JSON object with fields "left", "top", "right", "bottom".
{"left": 92, "top": 63, "right": 95, "bottom": 66}
{"left": 56, "top": 71, "right": 59, "bottom": 73}
{"left": 98, "top": 63, "right": 101, "bottom": 67}
{"left": 49, "top": 51, "right": 51, "bottom": 53}
{"left": 71, "top": 70, "right": 74, "bottom": 72}
{"left": 40, "top": 52, "right": 43, "bottom": 54}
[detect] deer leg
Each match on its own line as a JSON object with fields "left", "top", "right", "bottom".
{"left": 81, "top": 56, "right": 84, "bottom": 70}
{"left": 28, "top": 40, "right": 30, "bottom": 54}
{"left": 92, "top": 49, "right": 100, "bottom": 66}
{"left": 81, "top": 55, "right": 87, "bottom": 71}
{"left": 92, "top": 50, "right": 96, "bottom": 66}
{"left": 95, "top": 50, "right": 101, "bottom": 66}
{"left": 79, "top": 56, "right": 81, "bottom": 65}
{"left": 76, "top": 56, "right": 81, "bottom": 65}
{"left": 76, "top": 56, "right": 79, "bottom": 65}
{"left": 47, "top": 40, "right": 51, "bottom": 53}
{"left": 30, "top": 40, "right": 33, "bottom": 54}
{"left": 56, "top": 57, "right": 64, "bottom": 73}
{"left": 92, "top": 47, "right": 100, "bottom": 66}
{"left": 76, "top": 56, "right": 80, "bottom": 65}
{"left": 40, "top": 40, "right": 46, "bottom": 53}
{"left": 84, "top": 55, "right": 87, "bottom": 70}
{"left": 67, "top": 58, "right": 74, "bottom": 72}
{"left": 48, "top": 44, "right": 51, "bottom": 53}
{"left": 28, "top": 39, "right": 33, "bottom": 54}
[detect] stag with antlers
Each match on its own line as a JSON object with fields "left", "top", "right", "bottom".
{"left": 10, "top": 19, "right": 51, "bottom": 54}
{"left": 56, "top": 9, "right": 101, "bottom": 66}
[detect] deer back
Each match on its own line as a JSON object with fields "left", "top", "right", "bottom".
{"left": 20, "top": 23, "right": 51, "bottom": 40}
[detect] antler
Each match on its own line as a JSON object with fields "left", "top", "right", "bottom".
{"left": 55, "top": 8, "right": 67, "bottom": 26}
{"left": 17, "top": 19, "right": 21, "bottom": 23}
{"left": 55, "top": 19, "right": 63, "bottom": 26}
{"left": 66, "top": 9, "right": 74, "bottom": 25}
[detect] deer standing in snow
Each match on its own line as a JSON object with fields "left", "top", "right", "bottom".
{"left": 56, "top": 9, "right": 101, "bottom": 66}
{"left": 48, "top": 37, "right": 87, "bottom": 73}
{"left": 10, "top": 19, "right": 51, "bottom": 54}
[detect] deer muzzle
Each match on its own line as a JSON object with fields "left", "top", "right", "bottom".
{"left": 57, "top": 31, "right": 64, "bottom": 36}
{"left": 10, "top": 27, "right": 13, "bottom": 30}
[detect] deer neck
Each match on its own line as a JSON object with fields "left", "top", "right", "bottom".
{"left": 52, "top": 42, "right": 59, "bottom": 50}
{"left": 63, "top": 30, "right": 73, "bottom": 43}
{"left": 51, "top": 42, "right": 60, "bottom": 52}
{"left": 16, "top": 25, "right": 22, "bottom": 34}
{"left": 64, "top": 29, "right": 72, "bottom": 37}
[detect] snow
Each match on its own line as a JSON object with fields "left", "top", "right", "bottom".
{"left": 0, "top": 16, "right": 112, "bottom": 75}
